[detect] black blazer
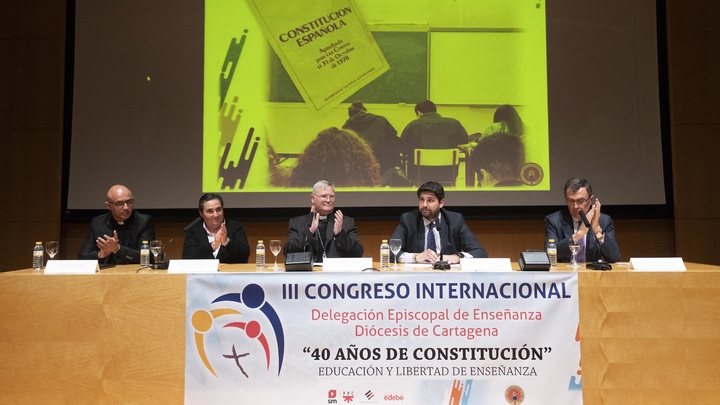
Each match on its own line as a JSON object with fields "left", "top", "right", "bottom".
{"left": 77, "top": 211, "right": 156, "bottom": 264}
{"left": 389, "top": 208, "right": 487, "bottom": 258}
{"left": 544, "top": 209, "right": 620, "bottom": 263}
{"left": 283, "top": 212, "right": 364, "bottom": 261}
{"left": 182, "top": 218, "right": 250, "bottom": 263}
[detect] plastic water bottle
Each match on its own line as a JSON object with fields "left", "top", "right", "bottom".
{"left": 256, "top": 240, "right": 265, "bottom": 269}
{"left": 380, "top": 239, "right": 390, "bottom": 269}
{"left": 547, "top": 239, "right": 557, "bottom": 268}
{"left": 140, "top": 240, "right": 150, "bottom": 267}
{"left": 32, "top": 242, "right": 44, "bottom": 271}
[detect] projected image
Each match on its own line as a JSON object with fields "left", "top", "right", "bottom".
{"left": 203, "top": 0, "right": 549, "bottom": 193}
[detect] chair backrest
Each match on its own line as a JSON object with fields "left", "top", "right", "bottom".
{"left": 414, "top": 148, "right": 459, "bottom": 166}
{"left": 413, "top": 148, "right": 460, "bottom": 186}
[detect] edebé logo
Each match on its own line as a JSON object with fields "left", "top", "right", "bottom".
{"left": 384, "top": 394, "right": 404, "bottom": 401}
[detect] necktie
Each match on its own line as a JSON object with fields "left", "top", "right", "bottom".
{"left": 426, "top": 222, "right": 437, "bottom": 252}
{"left": 576, "top": 222, "right": 586, "bottom": 262}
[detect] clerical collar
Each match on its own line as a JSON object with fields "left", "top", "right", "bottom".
{"left": 117, "top": 221, "right": 124, "bottom": 225}
{"left": 318, "top": 215, "right": 328, "bottom": 220}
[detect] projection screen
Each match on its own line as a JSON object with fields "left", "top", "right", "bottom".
{"left": 66, "top": 0, "right": 667, "bottom": 211}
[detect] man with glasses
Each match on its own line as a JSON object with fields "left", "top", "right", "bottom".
{"left": 544, "top": 177, "right": 620, "bottom": 263}
{"left": 78, "top": 184, "right": 156, "bottom": 264}
{"left": 283, "top": 180, "right": 364, "bottom": 263}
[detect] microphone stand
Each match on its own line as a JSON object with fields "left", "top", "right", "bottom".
{"left": 154, "top": 217, "right": 202, "bottom": 269}
{"left": 579, "top": 211, "right": 612, "bottom": 271}
{"left": 432, "top": 225, "right": 451, "bottom": 270}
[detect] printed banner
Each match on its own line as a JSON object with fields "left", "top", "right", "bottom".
{"left": 246, "top": 0, "right": 389, "bottom": 114}
{"left": 185, "top": 272, "right": 583, "bottom": 404}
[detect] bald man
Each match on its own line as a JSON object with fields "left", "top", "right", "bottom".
{"left": 78, "top": 185, "right": 156, "bottom": 264}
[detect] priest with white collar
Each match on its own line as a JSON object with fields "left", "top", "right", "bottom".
{"left": 283, "top": 180, "right": 364, "bottom": 263}
{"left": 77, "top": 184, "right": 156, "bottom": 264}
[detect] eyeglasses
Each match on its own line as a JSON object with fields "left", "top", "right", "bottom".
{"left": 313, "top": 194, "right": 335, "bottom": 201}
{"left": 109, "top": 198, "right": 134, "bottom": 208}
{"left": 565, "top": 197, "right": 590, "bottom": 206}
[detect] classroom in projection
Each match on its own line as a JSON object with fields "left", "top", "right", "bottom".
{"left": 67, "top": 0, "right": 666, "bottom": 210}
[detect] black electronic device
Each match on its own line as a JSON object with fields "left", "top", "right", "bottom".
{"left": 433, "top": 258, "right": 451, "bottom": 270}
{"left": 285, "top": 252, "right": 314, "bottom": 271}
{"left": 519, "top": 251, "right": 551, "bottom": 271}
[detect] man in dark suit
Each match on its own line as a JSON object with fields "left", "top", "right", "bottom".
{"left": 390, "top": 181, "right": 487, "bottom": 264}
{"left": 182, "top": 193, "right": 250, "bottom": 263}
{"left": 283, "top": 180, "right": 364, "bottom": 263}
{"left": 78, "top": 184, "right": 156, "bottom": 264}
{"left": 545, "top": 177, "right": 620, "bottom": 263}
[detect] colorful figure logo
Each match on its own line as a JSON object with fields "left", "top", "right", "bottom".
{"left": 191, "top": 283, "right": 285, "bottom": 377}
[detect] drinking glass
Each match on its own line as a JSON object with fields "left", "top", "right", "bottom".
{"left": 45, "top": 241, "right": 59, "bottom": 260}
{"left": 269, "top": 240, "right": 282, "bottom": 270}
{"left": 389, "top": 239, "right": 402, "bottom": 269}
{"left": 569, "top": 241, "right": 580, "bottom": 269}
{"left": 150, "top": 240, "right": 163, "bottom": 269}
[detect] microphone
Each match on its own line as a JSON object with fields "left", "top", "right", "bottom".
{"left": 578, "top": 211, "right": 612, "bottom": 270}
{"left": 184, "top": 217, "right": 202, "bottom": 232}
{"left": 153, "top": 217, "right": 202, "bottom": 269}
{"left": 432, "top": 224, "right": 451, "bottom": 270}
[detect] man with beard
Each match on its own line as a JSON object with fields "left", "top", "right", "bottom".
{"left": 182, "top": 193, "right": 250, "bottom": 263}
{"left": 389, "top": 181, "right": 487, "bottom": 264}
{"left": 78, "top": 184, "right": 156, "bottom": 264}
{"left": 283, "top": 180, "right": 364, "bottom": 263}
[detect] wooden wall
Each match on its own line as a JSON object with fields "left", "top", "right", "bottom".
{"left": 665, "top": 1, "right": 720, "bottom": 265}
{"left": 1, "top": 0, "right": 718, "bottom": 272}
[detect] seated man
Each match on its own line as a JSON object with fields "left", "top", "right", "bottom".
{"left": 545, "top": 177, "right": 621, "bottom": 263}
{"left": 390, "top": 181, "right": 487, "bottom": 264}
{"left": 400, "top": 100, "right": 470, "bottom": 185}
{"left": 78, "top": 184, "right": 156, "bottom": 264}
{"left": 283, "top": 180, "right": 364, "bottom": 263}
{"left": 182, "top": 193, "right": 250, "bottom": 263}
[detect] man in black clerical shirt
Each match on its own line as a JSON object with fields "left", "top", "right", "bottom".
{"left": 283, "top": 180, "right": 364, "bottom": 263}
{"left": 77, "top": 184, "right": 156, "bottom": 264}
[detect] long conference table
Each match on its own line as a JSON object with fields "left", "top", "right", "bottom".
{"left": 1, "top": 262, "right": 719, "bottom": 404}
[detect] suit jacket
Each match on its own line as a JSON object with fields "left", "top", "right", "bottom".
{"left": 544, "top": 209, "right": 621, "bottom": 263}
{"left": 182, "top": 218, "right": 250, "bottom": 263}
{"left": 283, "top": 212, "right": 364, "bottom": 262}
{"left": 389, "top": 209, "right": 487, "bottom": 258}
{"left": 77, "top": 211, "right": 156, "bottom": 264}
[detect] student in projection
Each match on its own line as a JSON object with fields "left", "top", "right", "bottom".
{"left": 288, "top": 127, "right": 380, "bottom": 188}
{"left": 472, "top": 132, "right": 524, "bottom": 187}
{"left": 400, "top": 100, "right": 470, "bottom": 185}
{"left": 342, "top": 101, "right": 406, "bottom": 185}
